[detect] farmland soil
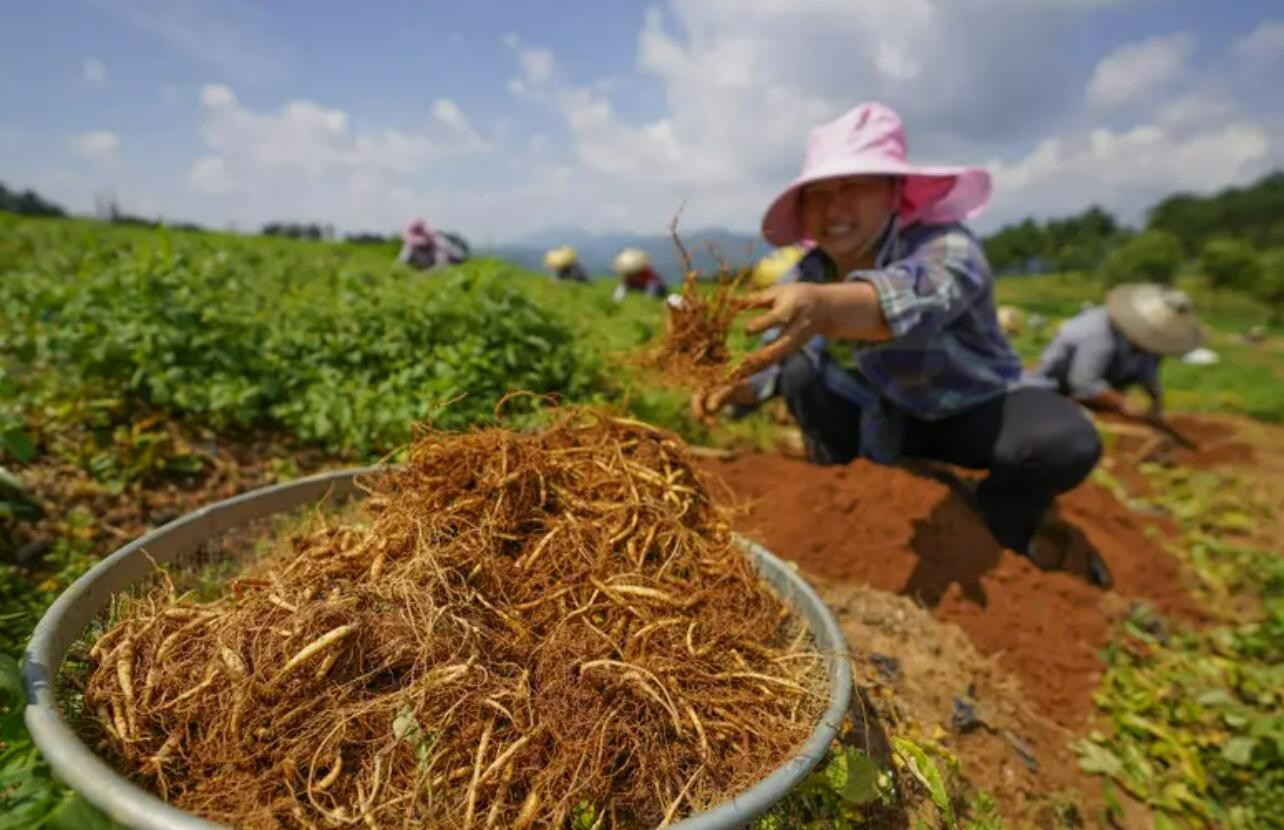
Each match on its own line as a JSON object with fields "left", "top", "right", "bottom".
{"left": 701, "top": 453, "right": 1202, "bottom": 730}
{"left": 827, "top": 584, "right": 1097, "bottom": 827}
{"left": 9, "top": 431, "right": 332, "bottom": 568}
{"left": 700, "top": 410, "right": 1284, "bottom": 825}
{"left": 1096, "top": 411, "right": 1256, "bottom": 469}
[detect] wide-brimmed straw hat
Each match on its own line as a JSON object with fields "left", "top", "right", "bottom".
{"left": 544, "top": 246, "right": 578, "bottom": 270}
{"left": 1106, "top": 283, "right": 1203, "bottom": 356}
{"left": 612, "top": 248, "right": 651, "bottom": 275}
{"left": 762, "top": 102, "right": 991, "bottom": 246}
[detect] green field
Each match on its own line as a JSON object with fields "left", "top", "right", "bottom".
{"left": 2, "top": 214, "right": 1282, "bottom": 828}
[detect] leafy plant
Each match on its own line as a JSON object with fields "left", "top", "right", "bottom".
{"left": 1200, "top": 238, "right": 1262, "bottom": 291}
{"left": 1075, "top": 459, "right": 1284, "bottom": 829}
{"left": 1256, "top": 249, "right": 1284, "bottom": 323}
{"left": 1100, "top": 230, "right": 1184, "bottom": 287}
{"left": 0, "top": 656, "right": 122, "bottom": 829}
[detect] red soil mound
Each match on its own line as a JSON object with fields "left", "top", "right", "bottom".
{"left": 701, "top": 453, "right": 1202, "bottom": 728}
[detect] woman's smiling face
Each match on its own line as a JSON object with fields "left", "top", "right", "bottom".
{"left": 799, "top": 175, "right": 898, "bottom": 265}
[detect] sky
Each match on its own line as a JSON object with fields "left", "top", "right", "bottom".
{"left": 1, "top": 0, "right": 1282, "bottom": 245}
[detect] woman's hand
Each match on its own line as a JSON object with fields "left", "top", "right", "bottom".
{"left": 690, "top": 381, "right": 757, "bottom": 424}
{"left": 734, "top": 281, "right": 890, "bottom": 376}
{"left": 734, "top": 283, "right": 833, "bottom": 376}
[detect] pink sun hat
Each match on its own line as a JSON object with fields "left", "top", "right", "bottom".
{"left": 761, "top": 102, "right": 992, "bottom": 246}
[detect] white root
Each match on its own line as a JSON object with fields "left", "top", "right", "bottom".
{"left": 116, "top": 640, "right": 136, "bottom": 738}
{"left": 268, "top": 625, "right": 356, "bottom": 690}
{"left": 313, "top": 754, "right": 343, "bottom": 792}
{"left": 463, "top": 719, "right": 493, "bottom": 828}
{"left": 512, "top": 789, "right": 540, "bottom": 830}
{"left": 219, "top": 646, "right": 247, "bottom": 679}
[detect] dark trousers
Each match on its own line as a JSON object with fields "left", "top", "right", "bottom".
{"left": 779, "top": 354, "right": 1102, "bottom": 552}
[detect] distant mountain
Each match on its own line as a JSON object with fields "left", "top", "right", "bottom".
{"left": 481, "top": 227, "right": 765, "bottom": 278}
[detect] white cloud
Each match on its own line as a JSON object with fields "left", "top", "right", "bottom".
{"left": 68, "top": 129, "right": 121, "bottom": 162}
{"left": 519, "top": 48, "right": 555, "bottom": 86}
{"left": 432, "top": 98, "right": 483, "bottom": 145}
{"left": 990, "top": 121, "right": 1273, "bottom": 225}
{"left": 182, "top": 84, "right": 492, "bottom": 229}
{"left": 1087, "top": 32, "right": 1195, "bottom": 108}
{"left": 83, "top": 58, "right": 106, "bottom": 85}
{"left": 200, "top": 83, "right": 237, "bottom": 108}
{"left": 1234, "top": 20, "right": 1284, "bottom": 67}
{"left": 505, "top": 37, "right": 558, "bottom": 98}
{"left": 188, "top": 155, "right": 234, "bottom": 194}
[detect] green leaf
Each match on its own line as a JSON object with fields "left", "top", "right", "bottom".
{"left": 1196, "top": 689, "right": 1235, "bottom": 707}
{"left": 0, "top": 430, "right": 36, "bottom": 463}
{"left": 0, "top": 466, "right": 26, "bottom": 494}
{"left": 1221, "top": 736, "right": 1257, "bottom": 766}
{"left": 46, "top": 793, "right": 124, "bottom": 830}
{"left": 1076, "top": 741, "right": 1124, "bottom": 777}
{"left": 837, "top": 748, "right": 881, "bottom": 806}
{"left": 892, "top": 737, "right": 953, "bottom": 823}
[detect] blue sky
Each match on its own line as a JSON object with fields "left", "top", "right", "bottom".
{"left": 2, "top": 0, "right": 1282, "bottom": 243}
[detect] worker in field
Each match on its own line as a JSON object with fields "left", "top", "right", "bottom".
{"left": 544, "top": 246, "right": 590, "bottom": 283}
{"left": 611, "top": 248, "right": 668, "bottom": 302}
{"left": 1032, "top": 283, "right": 1203, "bottom": 423}
{"left": 398, "top": 218, "right": 468, "bottom": 271}
{"left": 751, "top": 245, "right": 807, "bottom": 289}
{"left": 692, "top": 102, "right": 1104, "bottom": 575}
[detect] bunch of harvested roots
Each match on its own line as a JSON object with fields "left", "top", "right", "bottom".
{"left": 647, "top": 270, "right": 747, "bottom": 390}
{"left": 81, "top": 412, "right": 823, "bottom": 829}
{"left": 640, "top": 225, "right": 752, "bottom": 390}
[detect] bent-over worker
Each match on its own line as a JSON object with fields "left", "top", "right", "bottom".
{"left": 611, "top": 248, "right": 668, "bottom": 302}
{"left": 545, "top": 246, "right": 590, "bottom": 283}
{"left": 1032, "top": 284, "right": 1203, "bottom": 423}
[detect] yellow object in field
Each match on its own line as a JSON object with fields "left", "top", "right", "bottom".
{"left": 751, "top": 245, "right": 806, "bottom": 288}
{"left": 997, "top": 305, "right": 1025, "bottom": 336}
{"left": 544, "top": 246, "right": 578, "bottom": 270}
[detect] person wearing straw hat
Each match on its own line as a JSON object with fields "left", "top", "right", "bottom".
{"left": 612, "top": 248, "right": 668, "bottom": 302}
{"left": 751, "top": 245, "right": 807, "bottom": 289}
{"left": 544, "top": 246, "right": 589, "bottom": 283}
{"left": 1033, "top": 283, "right": 1203, "bottom": 422}
{"left": 693, "top": 102, "right": 1104, "bottom": 574}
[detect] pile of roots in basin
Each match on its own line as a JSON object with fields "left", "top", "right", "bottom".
{"left": 80, "top": 411, "right": 825, "bottom": 829}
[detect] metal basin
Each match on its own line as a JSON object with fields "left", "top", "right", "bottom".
{"left": 24, "top": 467, "right": 851, "bottom": 829}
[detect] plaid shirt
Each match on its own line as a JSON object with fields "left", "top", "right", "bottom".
{"left": 746, "top": 220, "right": 1023, "bottom": 462}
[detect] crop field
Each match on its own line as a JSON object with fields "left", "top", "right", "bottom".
{"left": 2, "top": 214, "right": 1282, "bottom": 828}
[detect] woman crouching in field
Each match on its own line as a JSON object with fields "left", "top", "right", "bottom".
{"left": 695, "top": 102, "right": 1103, "bottom": 573}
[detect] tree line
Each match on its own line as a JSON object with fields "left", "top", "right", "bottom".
{"left": 983, "top": 170, "right": 1284, "bottom": 318}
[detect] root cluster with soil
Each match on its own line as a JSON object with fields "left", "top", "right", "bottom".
{"left": 81, "top": 412, "right": 824, "bottom": 829}
{"left": 638, "top": 222, "right": 752, "bottom": 391}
